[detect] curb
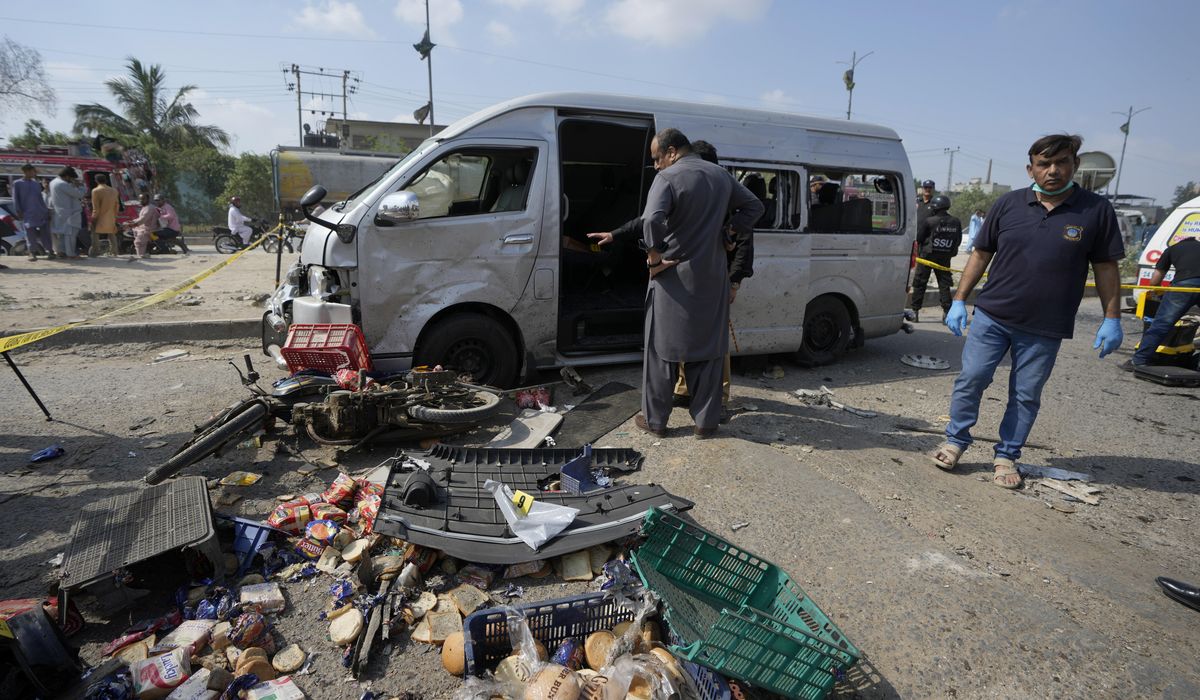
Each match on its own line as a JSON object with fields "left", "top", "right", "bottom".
{"left": 7, "top": 318, "right": 260, "bottom": 348}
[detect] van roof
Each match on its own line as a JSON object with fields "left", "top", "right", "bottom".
{"left": 436, "top": 91, "right": 902, "bottom": 143}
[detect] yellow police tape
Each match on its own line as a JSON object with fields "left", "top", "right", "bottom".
{"left": 0, "top": 225, "right": 278, "bottom": 354}
{"left": 914, "top": 257, "right": 1200, "bottom": 294}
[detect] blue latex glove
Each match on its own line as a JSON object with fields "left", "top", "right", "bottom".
{"left": 944, "top": 300, "right": 968, "bottom": 336}
{"left": 1094, "top": 317, "right": 1123, "bottom": 358}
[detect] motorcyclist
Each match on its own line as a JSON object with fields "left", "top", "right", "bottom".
{"left": 227, "top": 196, "right": 253, "bottom": 245}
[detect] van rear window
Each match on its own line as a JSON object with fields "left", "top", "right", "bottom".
{"left": 806, "top": 170, "right": 900, "bottom": 234}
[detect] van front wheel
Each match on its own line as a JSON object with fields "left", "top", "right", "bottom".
{"left": 796, "top": 296, "right": 852, "bottom": 367}
{"left": 415, "top": 313, "right": 520, "bottom": 388}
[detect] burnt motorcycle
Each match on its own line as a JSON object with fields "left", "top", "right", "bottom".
{"left": 144, "top": 358, "right": 502, "bottom": 485}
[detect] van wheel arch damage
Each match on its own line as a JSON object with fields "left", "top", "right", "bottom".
{"left": 796, "top": 294, "right": 857, "bottom": 367}
{"left": 413, "top": 306, "right": 523, "bottom": 387}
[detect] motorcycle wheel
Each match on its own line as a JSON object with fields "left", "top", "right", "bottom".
{"left": 144, "top": 401, "right": 269, "bottom": 484}
{"left": 213, "top": 233, "right": 241, "bottom": 254}
{"left": 262, "top": 235, "right": 279, "bottom": 254}
{"left": 407, "top": 389, "right": 502, "bottom": 424}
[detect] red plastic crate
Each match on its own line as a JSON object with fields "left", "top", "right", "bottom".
{"left": 281, "top": 323, "right": 372, "bottom": 374}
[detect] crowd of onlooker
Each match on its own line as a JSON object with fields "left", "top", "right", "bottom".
{"left": 5, "top": 162, "right": 188, "bottom": 261}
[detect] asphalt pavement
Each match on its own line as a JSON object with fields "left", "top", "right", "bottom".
{"left": 0, "top": 307, "right": 1196, "bottom": 699}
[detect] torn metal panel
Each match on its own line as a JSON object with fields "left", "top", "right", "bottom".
{"left": 374, "top": 446, "right": 691, "bottom": 564}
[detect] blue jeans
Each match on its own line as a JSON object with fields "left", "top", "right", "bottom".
{"left": 1132, "top": 277, "right": 1200, "bottom": 365}
{"left": 945, "top": 309, "right": 1062, "bottom": 461}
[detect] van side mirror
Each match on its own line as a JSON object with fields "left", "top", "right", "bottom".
{"left": 300, "top": 185, "right": 326, "bottom": 208}
{"left": 299, "top": 185, "right": 327, "bottom": 230}
{"left": 377, "top": 191, "right": 420, "bottom": 224}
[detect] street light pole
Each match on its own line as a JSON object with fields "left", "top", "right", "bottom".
{"left": 838, "top": 50, "right": 874, "bottom": 120}
{"left": 1111, "top": 105, "right": 1150, "bottom": 205}
{"left": 425, "top": 0, "right": 434, "bottom": 135}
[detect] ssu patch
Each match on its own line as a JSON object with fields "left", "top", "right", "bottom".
{"left": 1063, "top": 224, "right": 1084, "bottom": 242}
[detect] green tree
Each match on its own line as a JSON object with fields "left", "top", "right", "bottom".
{"left": 162, "top": 145, "right": 235, "bottom": 224}
{"left": 72, "top": 58, "right": 229, "bottom": 151}
{"left": 948, "top": 186, "right": 1003, "bottom": 225}
{"left": 6, "top": 119, "right": 75, "bottom": 150}
{"left": 218, "top": 154, "right": 274, "bottom": 219}
{"left": 1171, "top": 181, "right": 1197, "bottom": 209}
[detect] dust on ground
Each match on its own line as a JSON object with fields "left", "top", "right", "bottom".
{"left": 0, "top": 243, "right": 295, "bottom": 331}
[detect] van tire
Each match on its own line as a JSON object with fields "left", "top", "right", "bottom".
{"left": 796, "top": 296, "right": 852, "bottom": 367}
{"left": 415, "top": 313, "right": 520, "bottom": 388}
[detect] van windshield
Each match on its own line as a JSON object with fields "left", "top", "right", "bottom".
{"left": 337, "top": 139, "right": 438, "bottom": 211}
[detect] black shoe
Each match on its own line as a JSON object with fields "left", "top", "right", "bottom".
{"left": 942, "top": 308, "right": 950, "bottom": 322}
{"left": 1156, "top": 577, "right": 1200, "bottom": 612}
{"left": 672, "top": 393, "right": 691, "bottom": 408}
{"left": 634, "top": 413, "right": 667, "bottom": 438}
{"left": 911, "top": 310, "right": 920, "bottom": 323}
{"left": 694, "top": 426, "right": 718, "bottom": 439}
{"left": 1119, "top": 360, "right": 1144, "bottom": 373}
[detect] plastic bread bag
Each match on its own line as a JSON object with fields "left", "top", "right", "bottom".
{"left": 483, "top": 479, "right": 579, "bottom": 550}
{"left": 503, "top": 605, "right": 548, "bottom": 673}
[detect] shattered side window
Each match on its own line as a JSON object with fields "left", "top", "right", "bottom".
{"left": 730, "top": 168, "right": 798, "bottom": 231}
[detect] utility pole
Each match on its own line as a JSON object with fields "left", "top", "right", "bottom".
{"left": 944, "top": 147, "right": 960, "bottom": 192}
{"left": 412, "top": 0, "right": 436, "bottom": 135}
{"left": 284, "top": 64, "right": 360, "bottom": 147}
{"left": 837, "top": 50, "right": 873, "bottom": 120}
{"left": 1111, "top": 105, "right": 1150, "bottom": 205}
{"left": 342, "top": 70, "right": 349, "bottom": 122}
{"left": 290, "top": 64, "right": 302, "bottom": 147}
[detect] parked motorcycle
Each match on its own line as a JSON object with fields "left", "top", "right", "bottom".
{"left": 0, "top": 200, "right": 27, "bottom": 256}
{"left": 143, "top": 357, "right": 502, "bottom": 484}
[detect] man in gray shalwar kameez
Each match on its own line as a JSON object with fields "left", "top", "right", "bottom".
{"left": 48, "top": 167, "right": 87, "bottom": 259}
{"left": 636, "top": 129, "right": 763, "bottom": 438}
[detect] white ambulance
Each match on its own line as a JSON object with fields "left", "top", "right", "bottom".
{"left": 1131, "top": 195, "right": 1200, "bottom": 310}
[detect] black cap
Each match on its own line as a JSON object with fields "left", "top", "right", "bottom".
{"left": 921, "top": 179, "right": 935, "bottom": 188}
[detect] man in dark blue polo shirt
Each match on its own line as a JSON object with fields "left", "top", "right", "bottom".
{"left": 928, "top": 134, "right": 1125, "bottom": 489}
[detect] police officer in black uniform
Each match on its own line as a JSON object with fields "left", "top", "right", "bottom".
{"left": 911, "top": 194, "right": 962, "bottom": 322}
{"left": 916, "top": 179, "right": 937, "bottom": 231}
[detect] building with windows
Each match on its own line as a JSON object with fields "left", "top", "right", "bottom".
{"left": 949, "top": 177, "right": 1011, "bottom": 195}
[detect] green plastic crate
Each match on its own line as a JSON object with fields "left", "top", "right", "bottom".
{"left": 631, "top": 508, "right": 860, "bottom": 699}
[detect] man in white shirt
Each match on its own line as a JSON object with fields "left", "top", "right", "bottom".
{"left": 227, "top": 196, "right": 253, "bottom": 245}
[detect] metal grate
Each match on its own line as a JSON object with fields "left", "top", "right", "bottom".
{"left": 60, "top": 477, "right": 214, "bottom": 589}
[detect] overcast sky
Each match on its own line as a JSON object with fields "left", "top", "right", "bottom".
{"left": 2, "top": 0, "right": 1193, "bottom": 203}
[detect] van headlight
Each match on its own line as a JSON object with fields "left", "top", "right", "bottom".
{"left": 285, "top": 261, "right": 303, "bottom": 286}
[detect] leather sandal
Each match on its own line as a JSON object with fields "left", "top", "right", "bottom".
{"left": 930, "top": 442, "right": 963, "bottom": 471}
{"left": 992, "top": 457, "right": 1022, "bottom": 489}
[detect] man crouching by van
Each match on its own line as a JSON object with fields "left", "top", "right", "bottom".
{"left": 633, "top": 128, "right": 763, "bottom": 439}
{"left": 930, "top": 134, "right": 1125, "bottom": 488}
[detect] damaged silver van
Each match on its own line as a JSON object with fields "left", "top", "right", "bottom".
{"left": 263, "top": 92, "right": 916, "bottom": 387}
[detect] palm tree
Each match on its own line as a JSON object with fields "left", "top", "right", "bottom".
{"left": 73, "top": 58, "right": 229, "bottom": 150}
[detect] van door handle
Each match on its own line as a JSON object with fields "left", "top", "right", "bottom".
{"left": 503, "top": 233, "right": 534, "bottom": 245}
